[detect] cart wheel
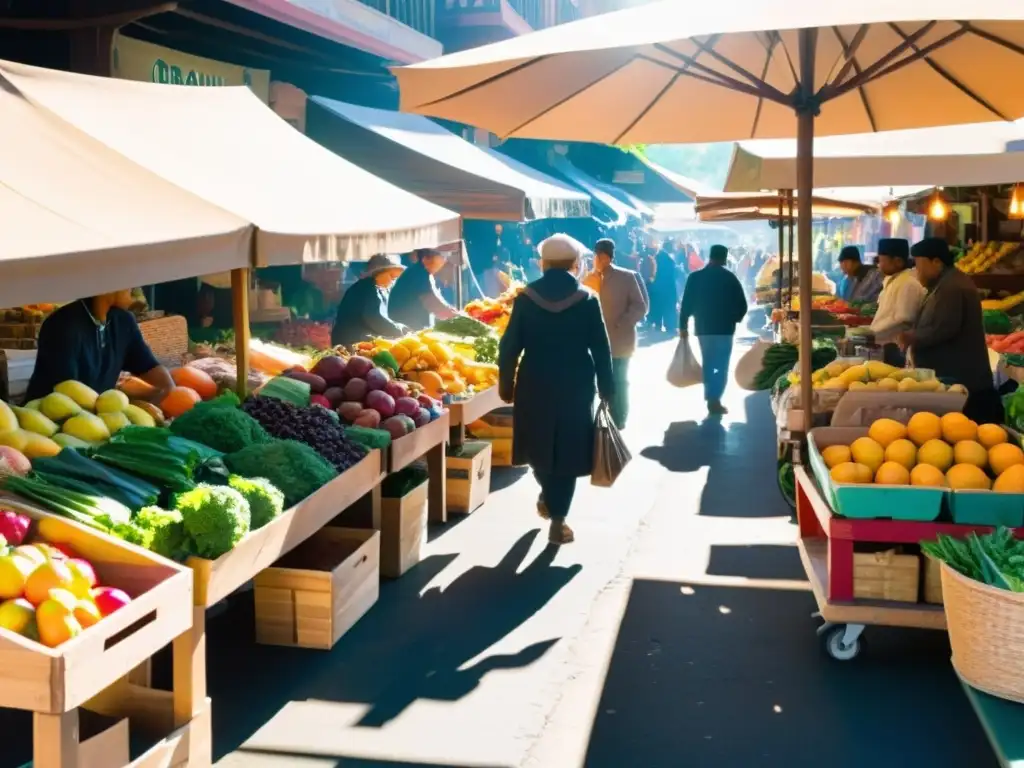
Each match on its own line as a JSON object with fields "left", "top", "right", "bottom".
{"left": 823, "top": 624, "right": 864, "bottom": 661}
{"left": 777, "top": 458, "right": 796, "bottom": 512}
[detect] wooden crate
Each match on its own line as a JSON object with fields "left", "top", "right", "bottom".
{"left": 254, "top": 528, "right": 380, "bottom": 650}
{"left": 447, "top": 387, "right": 503, "bottom": 427}
{"left": 923, "top": 555, "right": 944, "bottom": 605}
{"left": 380, "top": 479, "right": 428, "bottom": 579}
{"left": 447, "top": 441, "right": 492, "bottom": 515}
{"left": 853, "top": 549, "right": 920, "bottom": 603}
{"left": 27, "top": 710, "right": 129, "bottom": 768}
{"left": 186, "top": 449, "right": 382, "bottom": 607}
{"left": 387, "top": 411, "right": 450, "bottom": 473}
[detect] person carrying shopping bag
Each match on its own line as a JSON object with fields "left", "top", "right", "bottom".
{"left": 678, "top": 244, "right": 747, "bottom": 415}
{"left": 498, "top": 234, "right": 615, "bottom": 545}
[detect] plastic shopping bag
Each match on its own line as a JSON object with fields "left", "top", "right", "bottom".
{"left": 592, "top": 402, "right": 631, "bottom": 488}
{"left": 667, "top": 336, "right": 703, "bottom": 388}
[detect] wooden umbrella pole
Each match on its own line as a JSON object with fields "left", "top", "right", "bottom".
{"left": 231, "top": 267, "right": 252, "bottom": 399}
{"left": 787, "top": 191, "right": 795, "bottom": 308}
{"left": 796, "top": 28, "right": 817, "bottom": 434}
{"left": 776, "top": 193, "right": 785, "bottom": 310}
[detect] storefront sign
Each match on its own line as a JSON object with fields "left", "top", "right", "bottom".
{"left": 111, "top": 33, "right": 271, "bottom": 104}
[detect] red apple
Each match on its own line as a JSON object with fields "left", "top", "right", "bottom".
{"left": 91, "top": 587, "right": 131, "bottom": 617}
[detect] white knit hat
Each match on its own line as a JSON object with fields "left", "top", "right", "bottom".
{"left": 538, "top": 233, "right": 585, "bottom": 265}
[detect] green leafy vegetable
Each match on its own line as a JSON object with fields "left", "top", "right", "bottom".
{"left": 32, "top": 448, "right": 159, "bottom": 510}
{"left": 473, "top": 335, "right": 499, "bottom": 365}
{"left": 225, "top": 439, "right": 337, "bottom": 507}
{"left": 921, "top": 527, "right": 1024, "bottom": 592}
{"left": 174, "top": 484, "right": 251, "bottom": 559}
{"left": 170, "top": 404, "right": 272, "bottom": 454}
{"left": 135, "top": 506, "right": 190, "bottom": 561}
{"left": 2, "top": 474, "right": 130, "bottom": 529}
{"left": 433, "top": 315, "right": 494, "bottom": 338}
{"left": 227, "top": 475, "right": 285, "bottom": 529}
{"left": 91, "top": 441, "right": 198, "bottom": 493}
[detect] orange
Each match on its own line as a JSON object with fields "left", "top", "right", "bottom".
{"left": 24, "top": 560, "right": 73, "bottom": 606}
{"left": 170, "top": 367, "right": 218, "bottom": 400}
{"left": 977, "top": 424, "right": 1009, "bottom": 449}
{"left": 875, "top": 461, "right": 910, "bottom": 485}
{"left": 910, "top": 464, "right": 946, "bottom": 487}
{"left": 989, "top": 443, "right": 1024, "bottom": 476}
{"left": 159, "top": 387, "right": 201, "bottom": 419}
{"left": 941, "top": 412, "right": 977, "bottom": 444}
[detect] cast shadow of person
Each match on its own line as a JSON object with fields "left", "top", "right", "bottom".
{"left": 356, "top": 528, "right": 582, "bottom": 727}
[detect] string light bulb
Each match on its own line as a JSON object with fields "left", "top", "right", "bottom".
{"left": 882, "top": 200, "right": 901, "bottom": 227}
{"left": 1009, "top": 184, "right": 1024, "bottom": 220}
{"left": 928, "top": 189, "right": 948, "bottom": 222}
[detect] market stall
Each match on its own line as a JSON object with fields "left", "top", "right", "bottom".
{"left": 0, "top": 59, "right": 464, "bottom": 766}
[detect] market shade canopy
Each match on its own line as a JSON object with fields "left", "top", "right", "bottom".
{"left": 724, "top": 121, "right": 1024, "bottom": 192}
{"left": 695, "top": 192, "right": 878, "bottom": 222}
{"left": 547, "top": 153, "right": 651, "bottom": 226}
{"left": 394, "top": 1, "right": 1024, "bottom": 144}
{"left": 0, "top": 66, "right": 251, "bottom": 307}
{"left": 0, "top": 61, "right": 461, "bottom": 267}
{"left": 307, "top": 97, "right": 589, "bottom": 222}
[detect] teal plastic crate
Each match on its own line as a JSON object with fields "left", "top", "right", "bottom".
{"left": 807, "top": 428, "right": 945, "bottom": 521}
{"left": 949, "top": 489, "right": 1024, "bottom": 527}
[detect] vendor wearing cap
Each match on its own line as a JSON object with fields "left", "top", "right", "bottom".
{"left": 387, "top": 248, "right": 459, "bottom": 331}
{"left": 869, "top": 238, "right": 927, "bottom": 367}
{"left": 838, "top": 245, "right": 883, "bottom": 303}
{"left": 331, "top": 254, "right": 408, "bottom": 349}
{"left": 898, "top": 237, "right": 1002, "bottom": 423}
{"left": 27, "top": 291, "right": 174, "bottom": 402}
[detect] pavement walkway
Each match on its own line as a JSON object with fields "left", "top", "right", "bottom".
{"left": 202, "top": 334, "right": 994, "bottom": 768}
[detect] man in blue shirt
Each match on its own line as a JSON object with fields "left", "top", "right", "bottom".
{"left": 837, "top": 245, "right": 883, "bottom": 303}
{"left": 388, "top": 248, "right": 459, "bottom": 331}
{"left": 27, "top": 291, "right": 174, "bottom": 402}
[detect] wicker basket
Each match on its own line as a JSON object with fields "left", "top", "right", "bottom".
{"left": 139, "top": 315, "right": 189, "bottom": 367}
{"left": 941, "top": 560, "right": 1024, "bottom": 703}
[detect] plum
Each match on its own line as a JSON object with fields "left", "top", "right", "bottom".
{"left": 311, "top": 355, "right": 347, "bottom": 386}
{"left": 413, "top": 407, "right": 431, "bottom": 428}
{"left": 346, "top": 355, "right": 374, "bottom": 379}
{"left": 365, "top": 390, "right": 396, "bottom": 419}
{"left": 343, "top": 377, "right": 367, "bottom": 402}
{"left": 365, "top": 367, "right": 389, "bottom": 392}
{"left": 323, "top": 387, "right": 345, "bottom": 408}
{"left": 385, "top": 380, "right": 409, "bottom": 400}
{"left": 337, "top": 401, "right": 364, "bottom": 423}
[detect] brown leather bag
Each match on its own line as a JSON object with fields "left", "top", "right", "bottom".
{"left": 592, "top": 402, "right": 631, "bottom": 488}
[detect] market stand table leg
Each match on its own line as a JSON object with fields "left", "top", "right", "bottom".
{"left": 386, "top": 411, "right": 450, "bottom": 523}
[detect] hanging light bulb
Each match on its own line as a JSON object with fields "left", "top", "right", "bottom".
{"left": 928, "top": 189, "right": 948, "bottom": 222}
{"left": 882, "top": 200, "right": 901, "bottom": 227}
{"left": 1009, "top": 184, "right": 1024, "bottom": 220}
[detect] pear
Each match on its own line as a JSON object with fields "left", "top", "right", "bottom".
{"left": 21, "top": 433, "right": 61, "bottom": 459}
{"left": 122, "top": 404, "right": 156, "bottom": 428}
{"left": 40, "top": 392, "right": 82, "bottom": 423}
{"left": 20, "top": 399, "right": 42, "bottom": 413}
{"left": 53, "top": 381, "right": 98, "bottom": 411}
{"left": 61, "top": 413, "right": 110, "bottom": 443}
{"left": 0, "top": 400, "right": 17, "bottom": 433}
{"left": 12, "top": 406, "right": 58, "bottom": 437}
{"left": 95, "top": 390, "right": 129, "bottom": 415}
{"left": 99, "top": 412, "right": 130, "bottom": 435}
{"left": 0, "top": 430, "right": 29, "bottom": 452}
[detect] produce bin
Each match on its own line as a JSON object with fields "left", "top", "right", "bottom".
{"left": 386, "top": 411, "right": 450, "bottom": 473}
{"left": 852, "top": 549, "right": 920, "bottom": 603}
{"left": 447, "top": 441, "right": 492, "bottom": 515}
{"left": 949, "top": 490, "right": 1024, "bottom": 528}
{"left": 923, "top": 555, "right": 944, "bottom": 605}
{"left": 380, "top": 477, "right": 428, "bottom": 579}
{"left": 807, "top": 428, "right": 945, "bottom": 521}
{"left": 254, "top": 527, "right": 380, "bottom": 650}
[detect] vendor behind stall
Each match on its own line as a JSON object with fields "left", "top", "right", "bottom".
{"left": 898, "top": 237, "right": 1002, "bottom": 423}
{"left": 27, "top": 291, "right": 173, "bottom": 402}
{"left": 838, "top": 245, "right": 883, "bottom": 303}
{"left": 869, "top": 238, "right": 926, "bottom": 366}
{"left": 388, "top": 248, "right": 459, "bottom": 331}
{"left": 331, "top": 254, "right": 408, "bottom": 349}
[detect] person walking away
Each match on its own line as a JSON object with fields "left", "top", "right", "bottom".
{"left": 637, "top": 247, "right": 658, "bottom": 328}
{"left": 678, "top": 244, "right": 748, "bottom": 415}
{"left": 592, "top": 238, "right": 649, "bottom": 429}
{"left": 331, "top": 254, "right": 408, "bottom": 349}
{"left": 837, "top": 245, "right": 883, "bottom": 303}
{"left": 869, "top": 238, "right": 926, "bottom": 367}
{"left": 653, "top": 245, "right": 680, "bottom": 333}
{"left": 898, "top": 237, "right": 1003, "bottom": 424}
{"left": 388, "top": 248, "right": 459, "bottom": 332}
{"left": 498, "top": 234, "right": 615, "bottom": 545}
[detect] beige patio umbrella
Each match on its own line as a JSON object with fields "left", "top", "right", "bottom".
{"left": 394, "top": 0, "right": 1024, "bottom": 427}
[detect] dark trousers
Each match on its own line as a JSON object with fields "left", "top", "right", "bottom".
{"left": 535, "top": 471, "right": 578, "bottom": 520}
{"left": 964, "top": 388, "right": 1005, "bottom": 425}
{"left": 611, "top": 357, "right": 630, "bottom": 429}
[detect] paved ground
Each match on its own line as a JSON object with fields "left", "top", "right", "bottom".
{"left": 0, "top": 334, "right": 998, "bottom": 767}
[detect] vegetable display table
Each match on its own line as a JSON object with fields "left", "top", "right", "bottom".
{"left": 447, "top": 387, "right": 503, "bottom": 449}
{"left": 85, "top": 450, "right": 383, "bottom": 764}
{"left": 0, "top": 503, "right": 206, "bottom": 768}
{"left": 386, "top": 411, "right": 449, "bottom": 523}
{"left": 794, "top": 466, "right": 1023, "bottom": 660}
{"left": 960, "top": 678, "right": 1024, "bottom": 768}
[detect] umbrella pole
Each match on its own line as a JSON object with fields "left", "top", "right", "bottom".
{"left": 787, "top": 193, "right": 794, "bottom": 308}
{"left": 796, "top": 28, "right": 817, "bottom": 433}
{"left": 776, "top": 195, "right": 785, "bottom": 310}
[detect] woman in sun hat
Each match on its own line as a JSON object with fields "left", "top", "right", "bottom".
{"left": 331, "top": 254, "right": 408, "bottom": 350}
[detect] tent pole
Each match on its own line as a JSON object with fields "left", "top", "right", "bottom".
{"left": 776, "top": 193, "right": 785, "bottom": 310}
{"left": 231, "top": 265, "right": 251, "bottom": 398}
{"left": 796, "top": 27, "right": 817, "bottom": 434}
{"left": 787, "top": 191, "right": 795, "bottom": 308}
{"left": 455, "top": 219, "right": 465, "bottom": 309}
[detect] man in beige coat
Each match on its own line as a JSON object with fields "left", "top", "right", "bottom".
{"left": 592, "top": 238, "right": 649, "bottom": 428}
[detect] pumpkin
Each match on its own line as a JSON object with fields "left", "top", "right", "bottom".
{"left": 170, "top": 367, "right": 218, "bottom": 400}
{"left": 160, "top": 387, "right": 201, "bottom": 419}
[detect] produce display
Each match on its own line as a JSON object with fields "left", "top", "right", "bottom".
{"left": 821, "top": 413, "right": 1023, "bottom": 491}
{"left": 0, "top": 509, "right": 132, "bottom": 647}
{"left": 754, "top": 343, "right": 837, "bottom": 391}
{"left": 922, "top": 526, "right": 1024, "bottom": 591}
{"left": 353, "top": 332, "right": 499, "bottom": 399}
{"left": 272, "top": 320, "right": 332, "bottom": 351}
{"left": 983, "top": 310, "right": 1013, "bottom": 335}
{"left": 786, "top": 296, "right": 875, "bottom": 328}
{"left": 803, "top": 359, "right": 966, "bottom": 393}
{"left": 987, "top": 331, "right": 1024, "bottom": 355}
{"left": 956, "top": 241, "right": 1021, "bottom": 275}
{"left": 464, "top": 281, "right": 525, "bottom": 335}
{"left": 224, "top": 440, "right": 336, "bottom": 508}
{"left": 241, "top": 396, "right": 368, "bottom": 471}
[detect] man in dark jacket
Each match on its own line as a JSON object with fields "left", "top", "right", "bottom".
{"left": 899, "top": 238, "right": 1002, "bottom": 423}
{"left": 330, "top": 254, "right": 408, "bottom": 349}
{"left": 388, "top": 248, "right": 459, "bottom": 331}
{"left": 652, "top": 243, "right": 680, "bottom": 333}
{"left": 678, "top": 244, "right": 748, "bottom": 415}
{"left": 499, "top": 234, "right": 615, "bottom": 545}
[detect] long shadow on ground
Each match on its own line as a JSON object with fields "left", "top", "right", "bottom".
{"left": 204, "top": 530, "right": 580, "bottom": 760}
{"left": 641, "top": 392, "right": 790, "bottom": 519}
{"left": 583, "top": 579, "right": 995, "bottom": 768}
